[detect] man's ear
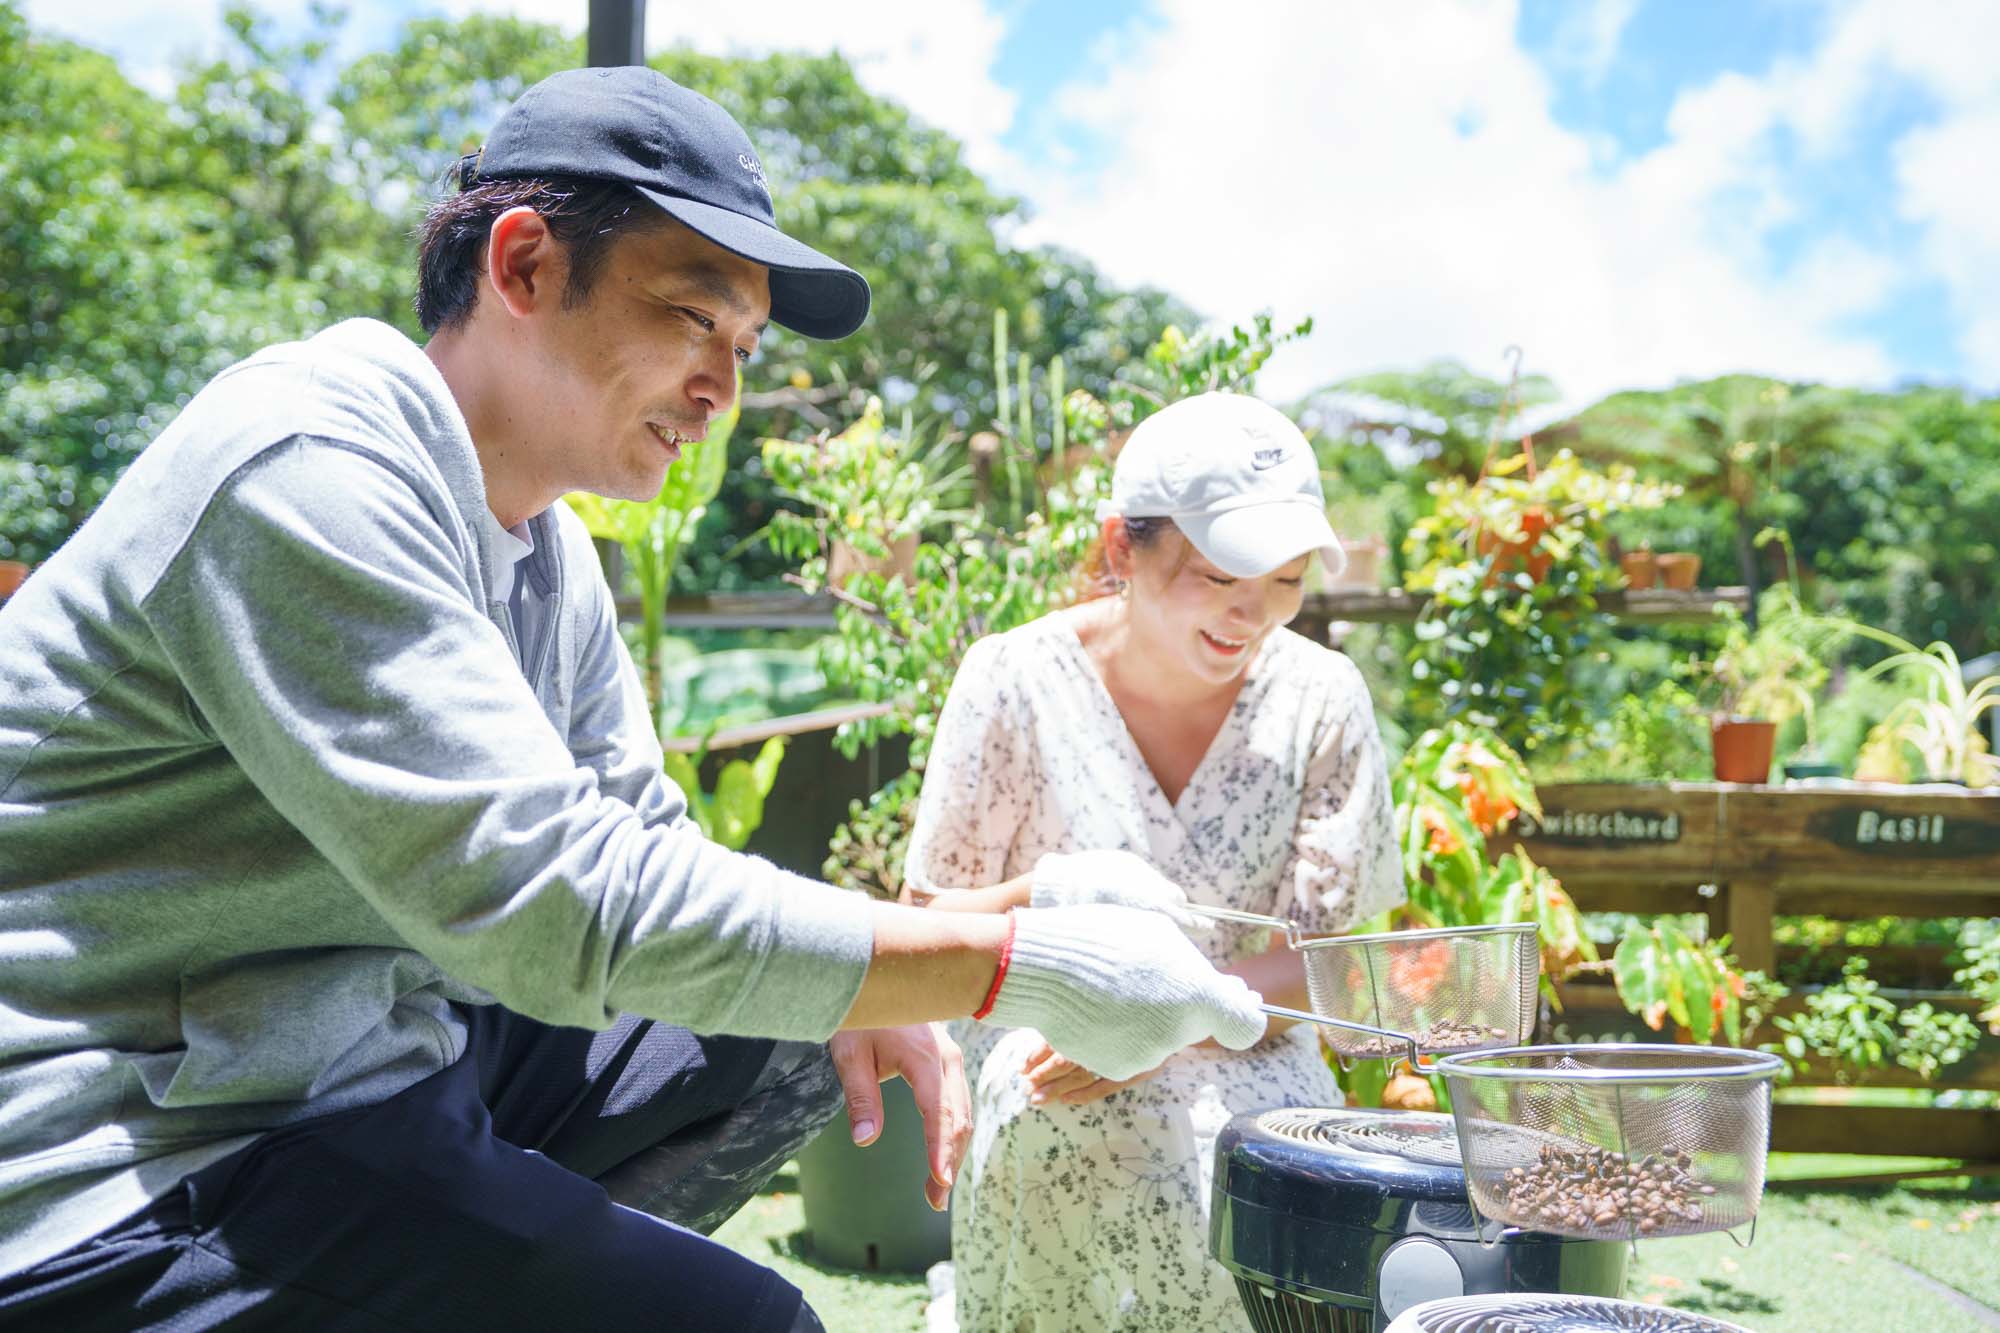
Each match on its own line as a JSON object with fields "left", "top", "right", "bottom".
{"left": 485, "top": 206, "right": 558, "bottom": 319}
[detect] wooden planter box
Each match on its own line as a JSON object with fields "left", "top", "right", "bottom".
{"left": 1494, "top": 782, "right": 2000, "bottom": 972}
{"left": 1506, "top": 782, "right": 2000, "bottom": 1162}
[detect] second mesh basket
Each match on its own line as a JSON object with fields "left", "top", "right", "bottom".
{"left": 1435, "top": 1043, "right": 1784, "bottom": 1242}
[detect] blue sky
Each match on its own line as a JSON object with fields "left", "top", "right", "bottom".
{"left": 1519, "top": 0, "right": 1830, "bottom": 159}
{"left": 22, "top": 0, "right": 1999, "bottom": 407}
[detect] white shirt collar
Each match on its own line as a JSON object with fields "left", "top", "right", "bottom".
{"left": 480, "top": 508, "right": 535, "bottom": 597}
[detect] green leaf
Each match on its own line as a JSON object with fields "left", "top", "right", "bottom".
{"left": 1613, "top": 922, "right": 1670, "bottom": 1028}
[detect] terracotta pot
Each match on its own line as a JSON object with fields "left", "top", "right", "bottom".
{"left": 0, "top": 561, "right": 28, "bottom": 601}
{"left": 1329, "top": 535, "right": 1386, "bottom": 589}
{"left": 1476, "top": 507, "right": 1554, "bottom": 587}
{"left": 1618, "top": 549, "right": 1658, "bottom": 590}
{"left": 1655, "top": 551, "right": 1701, "bottom": 590}
{"left": 828, "top": 533, "right": 918, "bottom": 587}
{"left": 1711, "top": 716, "right": 1777, "bottom": 784}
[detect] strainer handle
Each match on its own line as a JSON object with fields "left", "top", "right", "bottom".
{"left": 1184, "top": 904, "right": 1303, "bottom": 948}
{"left": 1258, "top": 1003, "right": 1429, "bottom": 1069}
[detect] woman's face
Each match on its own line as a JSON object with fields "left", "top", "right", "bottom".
{"left": 1120, "top": 526, "right": 1310, "bottom": 688}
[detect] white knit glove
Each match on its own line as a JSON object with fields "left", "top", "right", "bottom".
{"left": 1029, "top": 849, "right": 1208, "bottom": 930}
{"left": 981, "top": 906, "right": 1268, "bottom": 1081}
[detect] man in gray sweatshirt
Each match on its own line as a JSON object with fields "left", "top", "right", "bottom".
{"left": 0, "top": 65, "right": 1268, "bottom": 1330}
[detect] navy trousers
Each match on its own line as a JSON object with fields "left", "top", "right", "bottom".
{"left": 0, "top": 1006, "right": 844, "bottom": 1331}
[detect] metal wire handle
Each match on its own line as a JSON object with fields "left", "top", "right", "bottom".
{"left": 1181, "top": 903, "right": 1303, "bottom": 948}
{"left": 1181, "top": 907, "right": 1434, "bottom": 1062}
{"left": 1257, "top": 1001, "right": 1433, "bottom": 1070}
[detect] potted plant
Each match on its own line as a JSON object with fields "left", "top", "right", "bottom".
{"left": 1704, "top": 592, "right": 1826, "bottom": 784}
{"left": 1329, "top": 534, "right": 1388, "bottom": 589}
{"left": 1654, "top": 551, "right": 1702, "bottom": 590}
{"left": 1410, "top": 448, "right": 1679, "bottom": 593}
{"left": 0, "top": 561, "right": 29, "bottom": 601}
{"left": 1618, "top": 544, "right": 1658, "bottom": 590}
{"left": 762, "top": 398, "right": 966, "bottom": 592}
{"left": 795, "top": 1077, "right": 951, "bottom": 1273}
{"left": 1848, "top": 638, "right": 2000, "bottom": 786}
{"left": 1402, "top": 448, "right": 1678, "bottom": 755}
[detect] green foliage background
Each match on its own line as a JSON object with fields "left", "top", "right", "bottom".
{"left": 0, "top": 2, "right": 1192, "bottom": 572}
{"left": 5, "top": 0, "right": 1997, "bottom": 757}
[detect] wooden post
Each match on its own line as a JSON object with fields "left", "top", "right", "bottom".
{"left": 587, "top": 0, "right": 646, "bottom": 67}
{"left": 1723, "top": 879, "right": 1776, "bottom": 974}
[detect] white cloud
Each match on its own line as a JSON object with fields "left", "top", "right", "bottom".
{"left": 24, "top": 0, "right": 1994, "bottom": 393}
{"left": 25, "top": 0, "right": 1021, "bottom": 179}
{"left": 1016, "top": 0, "right": 1905, "bottom": 410}
{"left": 422, "top": 0, "right": 1021, "bottom": 178}
{"left": 1896, "top": 107, "right": 2000, "bottom": 374}
{"left": 21, "top": 0, "right": 300, "bottom": 92}
{"left": 1762, "top": 0, "right": 2000, "bottom": 381}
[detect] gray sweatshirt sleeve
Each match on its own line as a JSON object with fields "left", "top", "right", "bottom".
{"left": 143, "top": 437, "right": 873, "bottom": 1040}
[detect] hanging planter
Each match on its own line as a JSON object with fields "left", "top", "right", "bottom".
{"left": 1474, "top": 501, "right": 1555, "bottom": 587}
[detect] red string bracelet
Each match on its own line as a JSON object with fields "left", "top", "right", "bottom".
{"left": 972, "top": 914, "right": 1017, "bottom": 1021}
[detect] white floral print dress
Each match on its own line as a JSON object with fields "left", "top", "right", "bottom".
{"left": 904, "top": 610, "right": 1404, "bottom": 1332}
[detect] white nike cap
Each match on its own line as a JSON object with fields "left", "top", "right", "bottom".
{"left": 1100, "top": 392, "right": 1345, "bottom": 580}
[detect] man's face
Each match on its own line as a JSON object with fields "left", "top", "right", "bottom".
{"left": 525, "top": 218, "right": 771, "bottom": 502}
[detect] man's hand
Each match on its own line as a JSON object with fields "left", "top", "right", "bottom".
{"left": 1020, "top": 1039, "right": 1166, "bottom": 1106}
{"left": 982, "top": 906, "right": 1268, "bottom": 1081}
{"left": 827, "top": 1025, "right": 970, "bottom": 1212}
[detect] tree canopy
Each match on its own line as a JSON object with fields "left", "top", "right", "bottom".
{"left": 3, "top": 0, "right": 1993, "bottom": 669}
{"left": 0, "top": 2, "right": 1192, "bottom": 569}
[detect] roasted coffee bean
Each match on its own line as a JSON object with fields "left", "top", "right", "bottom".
{"left": 1346, "top": 1018, "right": 1511, "bottom": 1057}
{"left": 1489, "top": 1139, "right": 1708, "bottom": 1236}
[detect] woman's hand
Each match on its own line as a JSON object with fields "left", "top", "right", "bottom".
{"left": 899, "top": 875, "right": 1033, "bottom": 914}
{"left": 1029, "top": 849, "right": 1208, "bottom": 930}
{"left": 1019, "top": 1039, "right": 1167, "bottom": 1107}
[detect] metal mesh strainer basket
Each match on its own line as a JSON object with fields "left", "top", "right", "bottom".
{"left": 1193, "top": 912, "right": 1539, "bottom": 1069}
{"left": 1294, "top": 924, "right": 1539, "bottom": 1063}
{"left": 1435, "top": 1044, "right": 1783, "bottom": 1242}
{"left": 1386, "top": 1292, "right": 1756, "bottom": 1332}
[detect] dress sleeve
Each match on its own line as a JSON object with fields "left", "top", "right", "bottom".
{"left": 903, "top": 634, "right": 1032, "bottom": 895}
{"left": 1278, "top": 657, "right": 1405, "bottom": 935}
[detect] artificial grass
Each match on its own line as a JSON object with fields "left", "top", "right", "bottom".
{"left": 1629, "top": 1173, "right": 2000, "bottom": 1332}
{"left": 1765, "top": 1151, "right": 1966, "bottom": 1181}
{"left": 710, "top": 1167, "right": 928, "bottom": 1332}
{"left": 713, "top": 1159, "right": 2000, "bottom": 1332}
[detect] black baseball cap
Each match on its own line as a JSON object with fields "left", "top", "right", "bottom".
{"left": 466, "top": 65, "right": 870, "bottom": 341}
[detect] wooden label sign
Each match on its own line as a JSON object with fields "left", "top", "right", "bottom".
{"left": 1516, "top": 807, "right": 1684, "bottom": 846}
{"left": 1806, "top": 806, "right": 2000, "bottom": 859}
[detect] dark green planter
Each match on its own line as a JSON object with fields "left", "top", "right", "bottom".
{"left": 795, "top": 1077, "right": 950, "bottom": 1273}
{"left": 1782, "top": 759, "right": 1844, "bottom": 781}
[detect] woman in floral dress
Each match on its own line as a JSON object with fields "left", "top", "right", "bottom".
{"left": 904, "top": 393, "right": 1404, "bottom": 1331}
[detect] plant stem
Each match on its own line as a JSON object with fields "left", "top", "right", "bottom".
{"left": 1049, "top": 355, "right": 1066, "bottom": 465}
